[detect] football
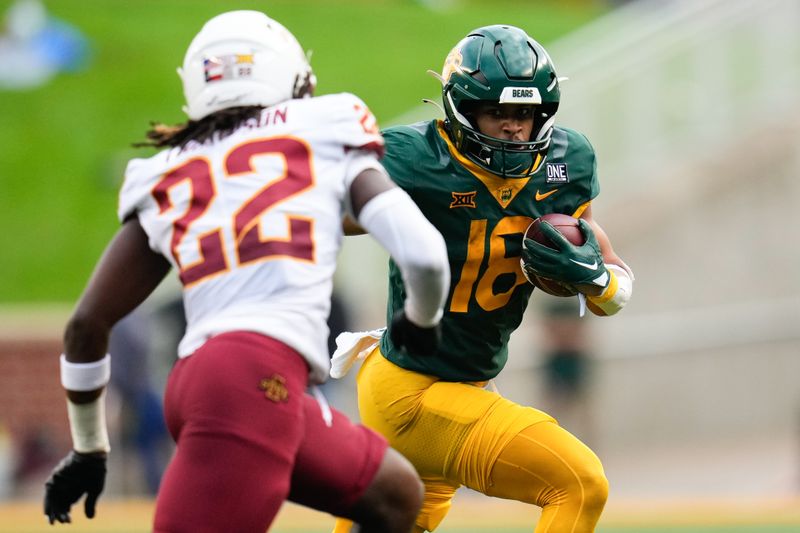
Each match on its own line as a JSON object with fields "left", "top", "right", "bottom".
{"left": 521, "top": 213, "right": 584, "bottom": 297}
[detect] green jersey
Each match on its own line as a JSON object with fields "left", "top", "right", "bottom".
{"left": 380, "top": 120, "right": 600, "bottom": 381}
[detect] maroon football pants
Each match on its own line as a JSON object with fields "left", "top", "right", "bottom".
{"left": 153, "top": 331, "right": 387, "bottom": 533}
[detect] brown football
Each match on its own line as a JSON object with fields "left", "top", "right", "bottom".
{"left": 522, "top": 213, "right": 584, "bottom": 297}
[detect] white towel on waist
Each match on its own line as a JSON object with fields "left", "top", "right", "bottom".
{"left": 329, "top": 328, "right": 385, "bottom": 379}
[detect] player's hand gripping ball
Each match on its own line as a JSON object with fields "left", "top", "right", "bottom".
{"left": 520, "top": 213, "right": 583, "bottom": 297}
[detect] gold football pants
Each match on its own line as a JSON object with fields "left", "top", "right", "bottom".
{"left": 332, "top": 347, "right": 608, "bottom": 532}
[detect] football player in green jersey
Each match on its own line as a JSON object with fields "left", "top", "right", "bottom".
{"left": 333, "top": 25, "right": 634, "bottom": 533}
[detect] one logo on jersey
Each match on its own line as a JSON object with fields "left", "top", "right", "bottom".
{"left": 450, "top": 191, "right": 477, "bottom": 208}
{"left": 204, "top": 54, "right": 255, "bottom": 83}
{"left": 499, "top": 187, "right": 513, "bottom": 203}
{"left": 545, "top": 162, "right": 569, "bottom": 183}
{"left": 259, "top": 375, "right": 289, "bottom": 403}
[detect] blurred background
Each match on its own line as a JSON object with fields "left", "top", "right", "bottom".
{"left": 1, "top": 0, "right": 798, "bottom": 531}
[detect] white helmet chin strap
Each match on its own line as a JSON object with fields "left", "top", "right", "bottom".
{"left": 536, "top": 116, "right": 556, "bottom": 141}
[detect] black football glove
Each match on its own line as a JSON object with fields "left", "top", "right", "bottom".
{"left": 521, "top": 219, "right": 609, "bottom": 296}
{"left": 44, "top": 451, "right": 107, "bottom": 525}
{"left": 390, "top": 309, "right": 441, "bottom": 357}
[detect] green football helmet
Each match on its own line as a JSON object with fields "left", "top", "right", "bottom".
{"left": 441, "top": 25, "right": 560, "bottom": 178}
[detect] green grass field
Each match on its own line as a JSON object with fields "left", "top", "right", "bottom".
{"left": 0, "top": 0, "right": 606, "bottom": 303}
{"left": 3, "top": 497, "right": 800, "bottom": 533}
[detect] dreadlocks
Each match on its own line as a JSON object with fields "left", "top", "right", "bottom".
{"left": 134, "top": 106, "right": 265, "bottom": 150}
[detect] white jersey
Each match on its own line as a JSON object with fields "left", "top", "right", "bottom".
{"left": 118, "top": 93, "right": 384, "bottom": 384}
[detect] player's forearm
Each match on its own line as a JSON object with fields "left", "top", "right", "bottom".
{"left": 61, "top": 311, "right": 112, "bottom": 451}
{"left": 63, "top": 311, "right": 111, "bottom": 364}
{"left": 357, "top": 188, "right": 450, "bottom": 326}
{"left": 399, "top": 250, "right": 449, "bottom": 327}
{"left": 63, "top": 313, "right": 110, "bottom": 399}
{"left": 60, "top": 349, "right": 111, "bottom": 453}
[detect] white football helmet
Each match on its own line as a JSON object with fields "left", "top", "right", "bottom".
{"left": 178, "top": 10, "right": 316, "bottom": 120}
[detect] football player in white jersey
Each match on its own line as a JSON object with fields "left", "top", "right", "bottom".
{"left": 43, "top": 11, "right": 449, "bottom": 533}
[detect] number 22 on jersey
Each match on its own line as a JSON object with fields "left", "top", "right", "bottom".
{"left": 151, "top": 136, "right": 315, "bottom": 287}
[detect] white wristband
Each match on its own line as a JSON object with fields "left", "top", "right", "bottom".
{"left": 587, "top": 264, "right": 633, "bottom": 316}
{"left": 67, "top": 392, "right": 111, "bottom": 453}
{"left": 60, "top": 354, "right": 111, "bottom": 391}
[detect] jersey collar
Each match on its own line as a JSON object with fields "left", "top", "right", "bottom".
{"left": 435, "top": 120, "right": 539, "bottom": 209}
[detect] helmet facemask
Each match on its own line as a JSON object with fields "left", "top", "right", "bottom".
{"left": 450, "top": 94, "right": 558, "bottom": 178}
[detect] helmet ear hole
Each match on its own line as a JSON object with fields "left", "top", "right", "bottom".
{"left": 469, "top": 70, "right": 489, "bottom": 86}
